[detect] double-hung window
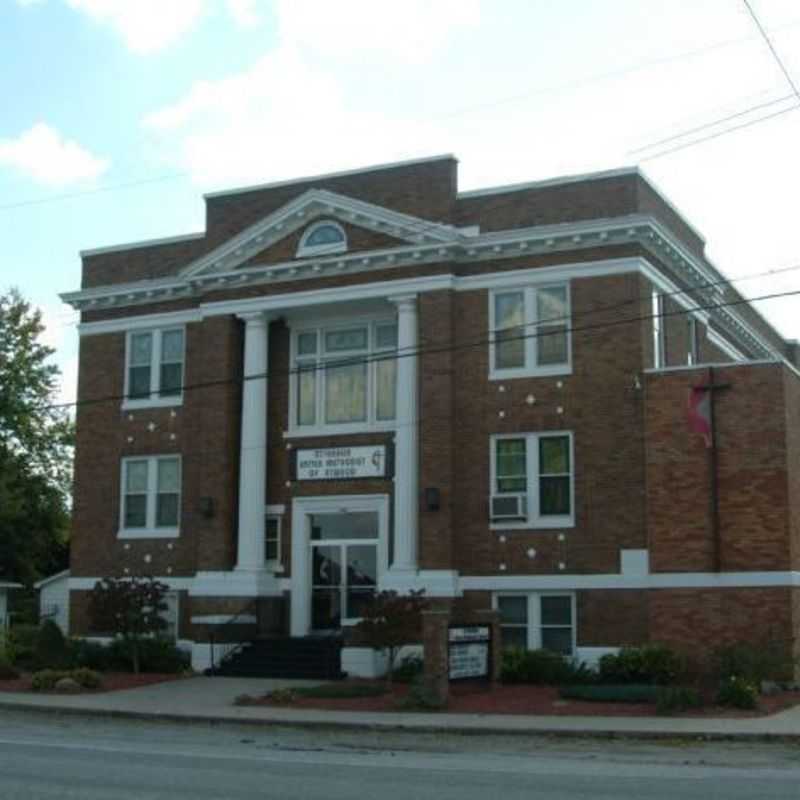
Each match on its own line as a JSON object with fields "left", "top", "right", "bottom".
{"left": 120, "top": 456, "right": 181, "bottom": 538}
{"left": 490, "top": 284, "right": 570, "bottom": 378}
{"left": 265, "top": 515, "right": 281, "bottom": 565}
{"left": 491, "top": 432, "right": 574, "bottom": 527}
{"left": 126, "top": 328, "right": 185, "bottom": 407}
{"left": 293, "top": 320, "right": 397, "bottom": 433}
{"left": 496, "top": 593, "right": 575, "bottom": 655}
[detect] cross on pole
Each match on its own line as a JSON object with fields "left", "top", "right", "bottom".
{"left": 690, "top": 367, "right": 731, "bottom": 571}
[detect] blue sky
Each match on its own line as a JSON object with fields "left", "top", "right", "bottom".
{"left": 2, "top": 0, "right": 800, "bottom": 404}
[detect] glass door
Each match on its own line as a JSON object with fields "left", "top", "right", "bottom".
{"left": 310, "top": 511, "right": 378, "bottom": 631}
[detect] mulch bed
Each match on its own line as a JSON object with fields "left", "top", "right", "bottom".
{"left": 249, "top": 680, "right": 800, "bottom": 718}
{"left": 0, "top": 672, "right": 185, "bottom": 694}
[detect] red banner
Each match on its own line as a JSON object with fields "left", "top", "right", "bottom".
{"left": 687, "top": 386, "right": 712, "bottom": 448}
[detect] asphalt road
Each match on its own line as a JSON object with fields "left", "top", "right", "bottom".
{"left": 1, "top": 712, "right": 799, "bottom": 800}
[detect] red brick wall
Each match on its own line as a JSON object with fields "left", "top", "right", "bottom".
{"left": 577, "top": 590, "right": 649, "bottom": 647}
{"left": 645, "top": 364, "right": 791, "bottom": 573}
{"left": 450, "top": 272, "right": 647, "bottom": 577}
{"left": 649, "top": 587, "right": 795, "bottom": 669}
{"left": 205, "top": 158, "right": 458, "bottom": 248}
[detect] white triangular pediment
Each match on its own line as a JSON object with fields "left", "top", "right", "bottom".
{"left": 181, "top": 188, "right": 463, "bottom": 278}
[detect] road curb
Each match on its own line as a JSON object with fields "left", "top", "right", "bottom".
{"left": 2, "top": 700, "right": 800, "bottom": 744}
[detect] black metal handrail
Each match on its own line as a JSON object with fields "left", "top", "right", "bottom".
{"left": 207, "top": 599, "right": 259, "bottom": 675}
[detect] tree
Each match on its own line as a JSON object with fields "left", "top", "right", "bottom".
{"left": 355, "top": 590, "right": 428, "bottom": 689}
{"left": 0, "top": 288, "right": 73, "bottom": 585}
{"left": 88, "top": 576, "right": 169, "bottom": 673}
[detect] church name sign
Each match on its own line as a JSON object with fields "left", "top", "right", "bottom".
{"left": 294, "top": 445, "right": 392, "bottom": 481}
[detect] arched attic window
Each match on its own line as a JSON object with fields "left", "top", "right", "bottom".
{"left": 297, "top": 220, "right": 347, "bottom": 258}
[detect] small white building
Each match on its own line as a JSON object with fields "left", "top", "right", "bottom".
{"left": 35, "top": 570, "right": 70, "bottom": 635}
{"left": 0, "top": 581, "right": 22, "bottom": 629}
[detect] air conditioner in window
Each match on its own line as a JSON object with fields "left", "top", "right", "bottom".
{"left": 490, "top": 494, "right": 527, "bottom": 521}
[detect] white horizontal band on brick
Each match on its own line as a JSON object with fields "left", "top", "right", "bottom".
{"left": 68, "top": 577, "right": 194, "bottom": 590}
{"left": 190, "top": 615, "right": 257, "bottom": 625}
{"left": 460, "top": 571, "right": 800, "bottom": 592}
{"left": 79, "top": 309, "right": 202, "bottom": 337}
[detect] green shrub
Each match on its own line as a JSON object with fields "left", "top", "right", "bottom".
{"left": 598, "top": 645, "right": 686, "bottom": 686}
{"left": 68, "top": 639, "right": 116, "bottom": 671}
{"left": 656, "top": 686, "right": 703, "bottom": 714}
{"left": 31, "top": 668, "right": 103, "bottom": 691}
{"left": 0, "top": 659, "right": 20, "bottom": 680}
{"left": 501, "top": 648, "right": 592, "bottom": 685}
{"left": 716, "top": 676, "right": 758, "bottom": 710}
{"left": 31, "top": 669, "right": 66, "bottom": 691}
{"left": 106, "top": 637, "right": 188, "bottom": 673}
{"left": 559, "top": 683, "right": 661, "bottom": 703}
{"left": 713, "top": 640, "right": 794, "bottom": 685}
{"left": 3, "top": 624, "right": 39, "bottom": 666}
{"left": 269, "top": 688, "right": 296, "bottom": 705}
{"left": 392, "top": 655, "right": 423, "bottom": 684}
{"left": 34, "top": 620, "right": 70, "bottom": 670}
{"left": 70, "top": 668, "right": 102, "bottom": 689}
{"left": 295, "top": 682, "right": 387, "bottom": 699}
{"left": 395, "top": 676, "right": 447, "bottom": 711}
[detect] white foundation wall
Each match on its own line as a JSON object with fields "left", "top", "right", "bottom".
{"left": 341, "top": 644, "right": 422, "bottom": 678}
{"left": 574, "top": 647, "right": 619, "bottom": 667}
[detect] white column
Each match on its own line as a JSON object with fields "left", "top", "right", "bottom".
{"left": 390, "top": 295, "right": 419, "bottom": 572}
{"left": 236, "top": 312, "right": 269, "bottom": 572}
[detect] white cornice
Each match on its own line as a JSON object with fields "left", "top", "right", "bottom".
{"left": 180, "top": 188, "right": 462, "bottom": 279}
{"left": 62, "top": 213, "right": 780, "bottom": 358}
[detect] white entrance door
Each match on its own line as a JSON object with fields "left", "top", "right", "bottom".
{"left": 290, "top": 494, "right": 389, "bottom": 637}
{"left": 310, "top": 511, "right": 379, "bottom": 631}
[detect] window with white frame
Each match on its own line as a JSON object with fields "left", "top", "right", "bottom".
{"left": 491, "top": 432, "right": 574, "bottom": 527}
{"left": 120, "top": 456, "right": 181, "bottom": 537}
{"left": 126, "top": 328, "right": 185, "bottom": 405}
{"left": 490, "top": 284, "right": 570, "bottom": 377}
{"left": 496, "top": 593, "right": 575, "bottom": 655}
{"left": 297, "top": 220, "right": 347, "bottom": 258}
{"left": 265, "top": 515, "right": 281, "bottom": 564}
{"left": 292, "top": 320, "right": 397, "bottom": 432}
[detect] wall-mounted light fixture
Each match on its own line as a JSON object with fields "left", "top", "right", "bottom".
{"left": 424, "top": 487, "right": 441, "bottom": 512}
{"left": 199, "top": 497, "right": 215, "bottom": 519}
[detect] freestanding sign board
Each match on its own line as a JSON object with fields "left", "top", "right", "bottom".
{"left": 448, "top": 626, "right": 491, "bottom": 681}
{"left": 292, "top": 445, "right": 392, "bottom": 481}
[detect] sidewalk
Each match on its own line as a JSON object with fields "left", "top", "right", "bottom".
{"left": 3, "top": 676, "right": 800, "bottom": 741}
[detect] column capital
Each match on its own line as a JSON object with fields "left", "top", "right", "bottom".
{"left": 388, "top": 293, "right": 418, "bottom": 311}
{"left": 237, "top": 310, "right": 271, "bottom": 326}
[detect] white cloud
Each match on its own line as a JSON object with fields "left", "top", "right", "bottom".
{"left": 225, "top": 0, "right": 260, "bottom": 28}
{"left": 66, "top": 0, "right": 206, "bottom": 54}
{"left": 276, "top": 0, "right": 480, "bottom": 64}
{"left": 0, "top": 123, "right": 109, "bottom": 186}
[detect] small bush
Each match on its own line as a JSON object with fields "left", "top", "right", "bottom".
{"left": 713, "top": 641, "right": 794, "bottom": 685}
{"left": 0, "top": 659, "right": 20, "bottom": 680}
{"left": 296, "top": 682, "right": 387, "bottom": 699}
{"left": 269, "top": 688, "right": 297, "bottom": 705}
{"left": 395, "top": 676, "right": 447, "bottom": 711}
{"left": 31, "top": 669, "right": 65, "bottom": 691}
{"left": 501, "top": 648, "right": 590, "bottom": 685}
{"left": 656, "top": 686, "right": 703, "bottom": 714}
{"left": 598, "top": 645, "right": 686, "bottom": 686}
{"left": 70, "top": 668, "right": 102, "bottom": 689}
{"left": 31, "top": 668, "right": 103, "bottom": 691}
{"left": 559, "top": 684, "right": 660, "bottom": 703}
{"left": 34, "top": 620, "right": 70, "bottom": 670}
{"left": 392, "top": 655, "right": 424, "bottom": 684}
{"left": 716, "top": 676, "right": 758, "bottom": 710}
{"left": 68, "top": 639, "right": 115, "bottom": 671}
{"left": 107, "top": 637, "right": 188, "bottom": 673}
{"left": 3, "top": 624, "right": 39, "bottom": 666}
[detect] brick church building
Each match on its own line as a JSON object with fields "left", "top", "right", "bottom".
{"left": 61, "top": 155, "right": 800, "bottom": 675}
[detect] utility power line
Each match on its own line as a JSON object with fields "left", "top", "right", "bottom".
{"left": 45, "top": 281, "right": 800, "bottom": 414}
